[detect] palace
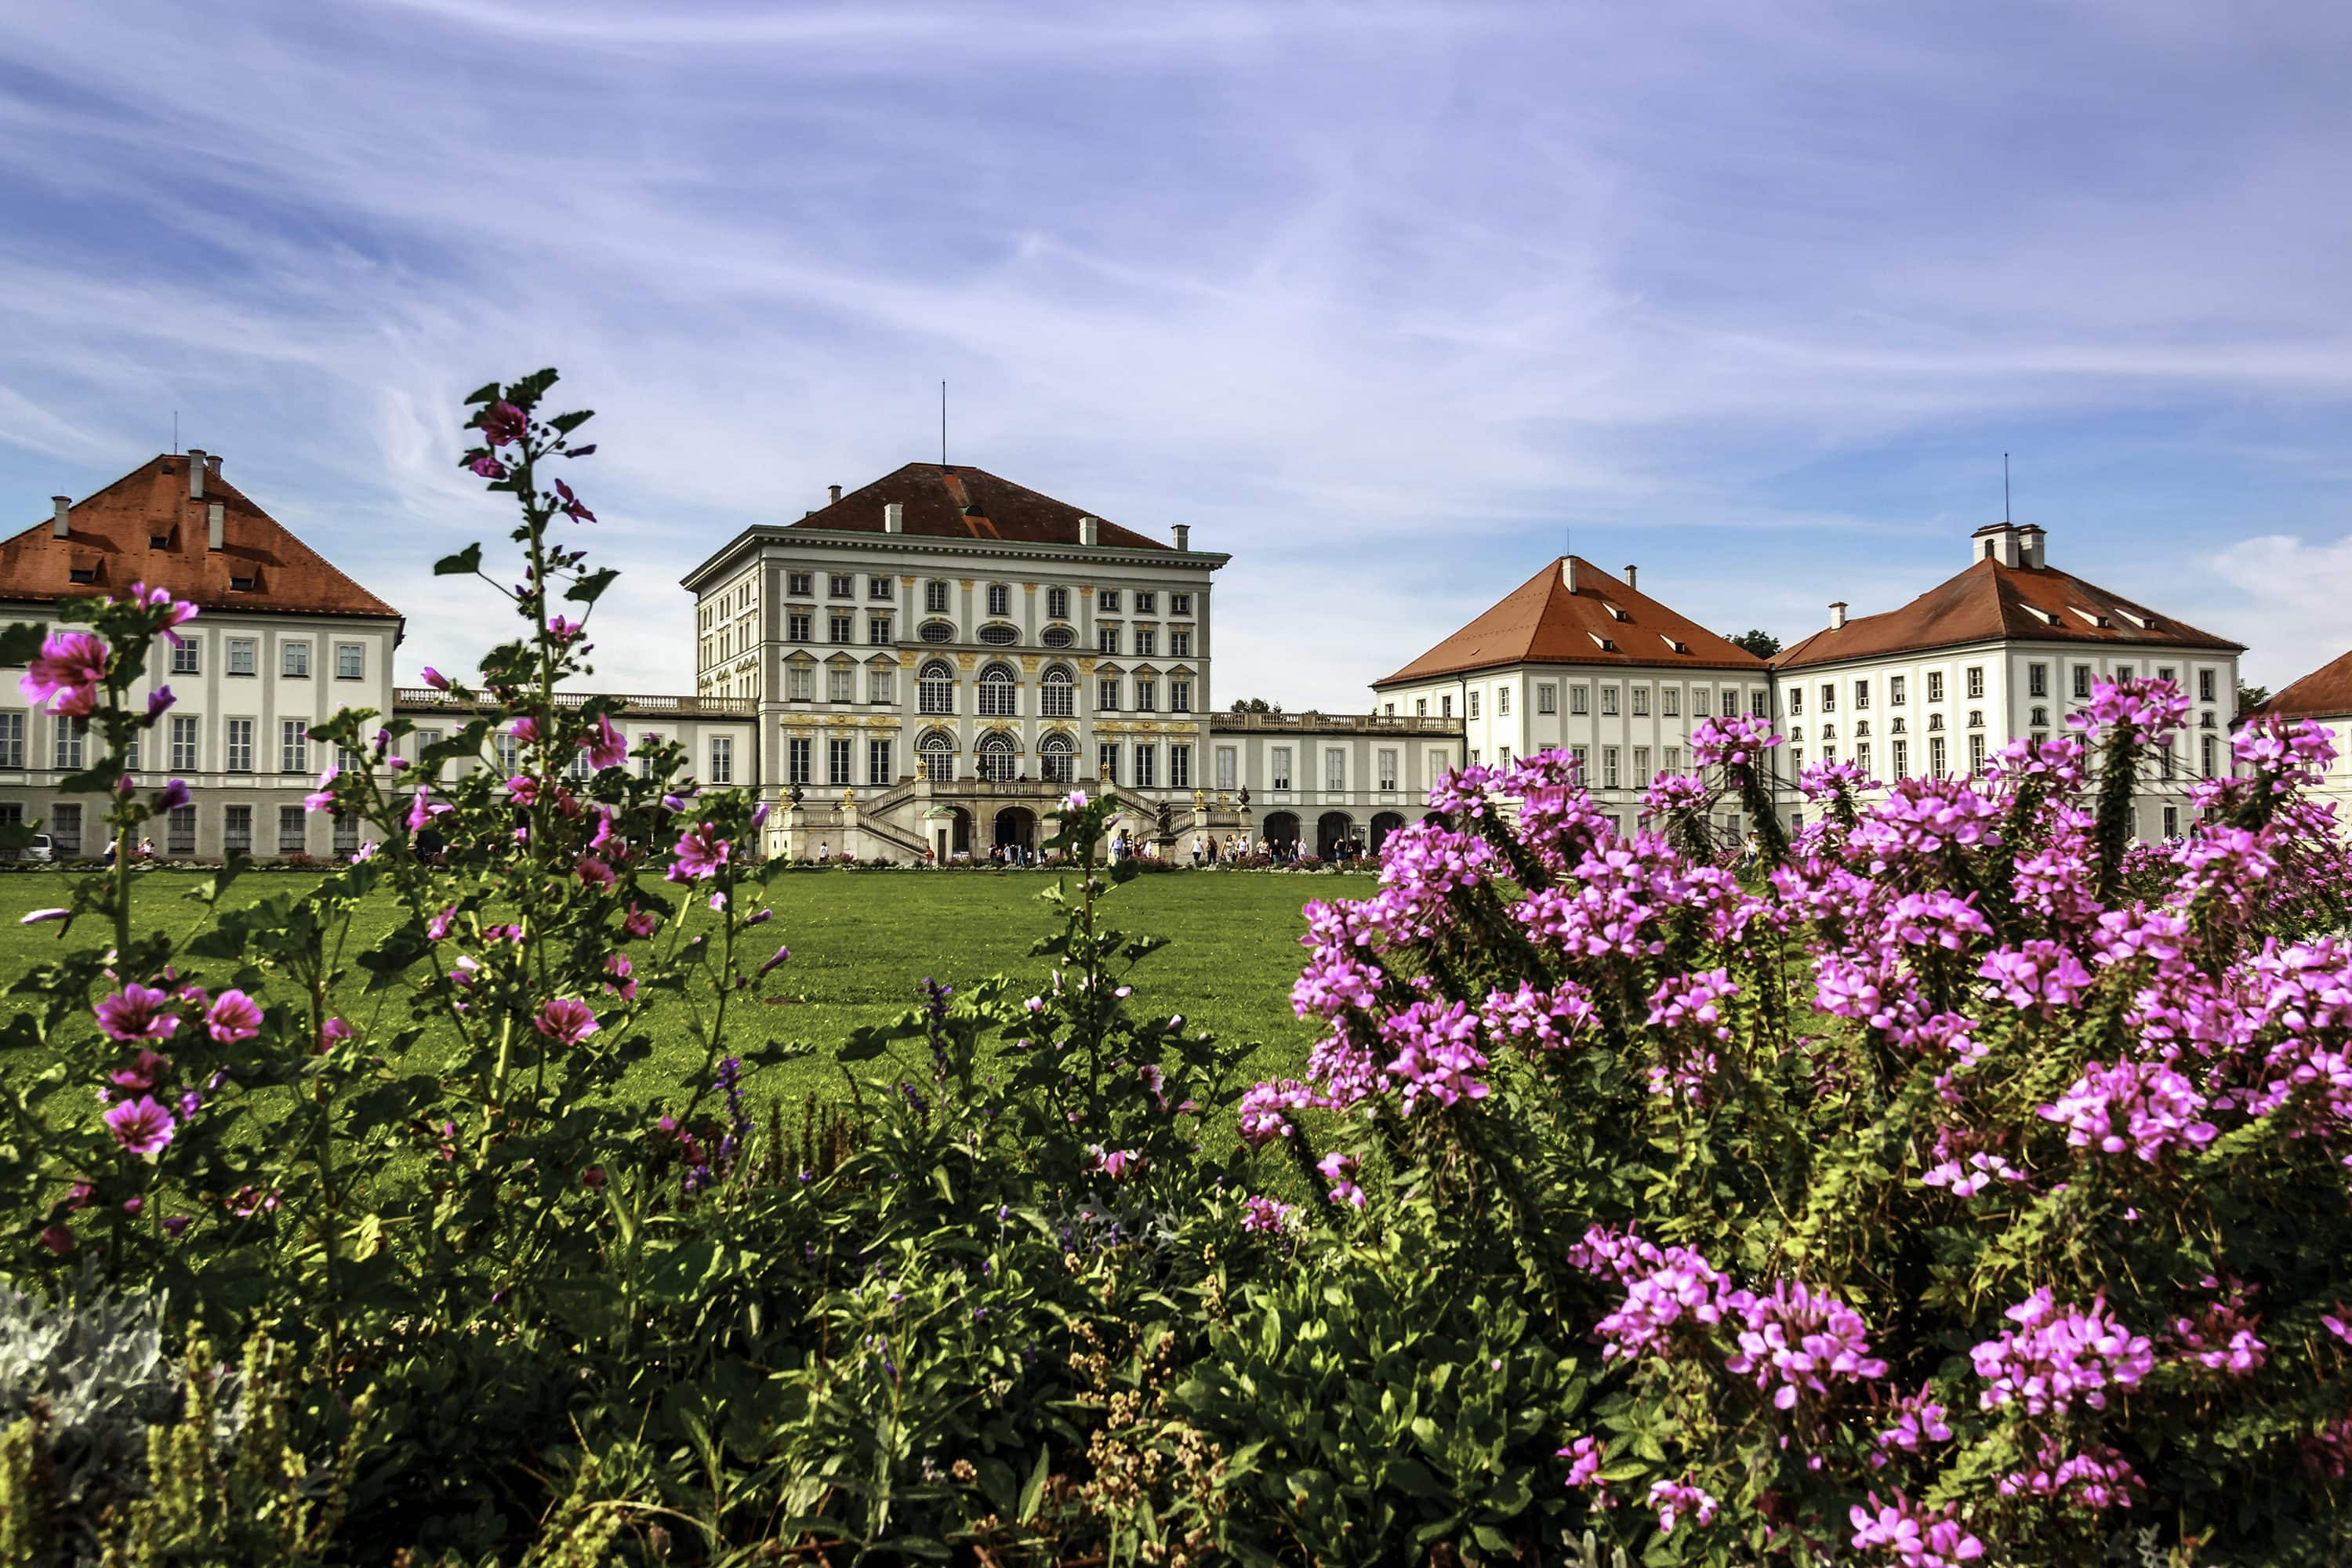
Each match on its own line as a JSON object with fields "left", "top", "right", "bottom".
{"left": 0, "top": 452, "right": 2269, "bottom": 862}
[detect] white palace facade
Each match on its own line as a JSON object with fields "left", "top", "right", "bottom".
{"left": 2, "top": 450, "right": 2261, "bottom": 863}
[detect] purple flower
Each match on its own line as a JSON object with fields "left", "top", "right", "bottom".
{"left": 19, "top": 630, "right": 108, "bottom": 714}
{"left": 575, "top": 855, "right": 615, "bottom": 889}
{"left": 205, "top": 989, "right": 264, "bottom": 1044}
{"left": 1240, "top": 1196, "right": 1294, "bottom": 1232}
{"left": 534, "top": 996, "right": 600, "bottom": 1047}
{"left": 96, "top": 985, "right": 180, "bottom": 1043}
{"left": 554, "top": 477, "right": 597, "bottom": 524}
{"left": 145, "top": 685, "right": 176, "bottom": 720}
{"left": 759, "top": 943, "right": 793, "bottom": 977}
{"left": 111, "top": 1047, "right": 170, "bottom": 1089}
{"left": 479, "top": 400, "right": 528, "bottom": 447}
{"left": 20, "top": 908, "right": 68, "bottom": 926}
{"left": 667, "top": 822, "right": 731, "bottom": 882}
{"left": 156, "top": 778, "right": 191, "bottom": 811}
{"left": 1970, "top": 1290, "right": 2153, "bottom": 1416}
{"left": 103, "top": 1095, "right": 176, "bottom": 1157}
{"left": 421, "top": 666, "right": 452, "bottom": 691}
{"left": 468, "top": 453, "right": 508, "bottom": 479}
{"left": 302, "top": 767, "right": 339, "bottom": 812}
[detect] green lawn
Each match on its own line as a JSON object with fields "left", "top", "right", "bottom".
{"left": 0, "top": 867, "right": 1369, "bottom": 1105}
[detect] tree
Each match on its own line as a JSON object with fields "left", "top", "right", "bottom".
{"left": 2237, "top": 681, "right": 2270, "bottom": 720}
{"left": 1229, "top": 697, "right": 1283, "bottom": 713}
{"left": 1727, "top": 628, "right": 1782, "bottom": 659}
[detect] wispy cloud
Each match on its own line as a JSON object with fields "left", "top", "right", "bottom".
{"left": 1, "top": 2, "right": 2347, "bottom": 702}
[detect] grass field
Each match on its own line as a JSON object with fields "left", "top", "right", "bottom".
{"left": 0, "top": 867, "right": 1372, "bottom": 1105}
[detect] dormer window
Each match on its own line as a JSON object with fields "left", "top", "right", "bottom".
{"left": 1602, "top": 602, "right": 1631, "bottom": 622}
{"left": 1660, "top": 634, "right": 1690, "bottom": 654}
{"left": 230, "top": 575, "right": 257, "bottom": 591}
{"left": 1588, "top": 633, "right": 1618, "bottom": 651}
{"left": 150, "top": 534, "right": 170, "bottom": 549}
{"left": 67, "top": 567, "right": 96, "bottom": 584}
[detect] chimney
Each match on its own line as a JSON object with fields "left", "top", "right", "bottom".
{"left": 50, "top": 495, "right": 69, "bottom": 539}
{"left": 1829, "top": 601, "right": 1848, "bottom": 630}
{"left": 828, "top": 484, "right": 842, "bottom": 504}
{"left": 1624, "top": 564, "right": 1638, "bottom": 590}
{"left": 187, "top": 449, "right": 206, "bottom": 499}
{"left": 1171, "top": 524, "right": 1190, "bottom": 552}
{"left": 2019, "top": 524, "right": 2047, "bottom": 570}
{"left": 1080, "top": 515, "right": 1101, "bottom": 546}
{"left": 884, "top": 502, "right": 904, "bottom": 534}
{"left": 207, "top": 500, "right": 225, "bottom": 551}
{"left": 206, "top": 453, "right": 221, "bottom": 480}
{"left": 1561, "top": 557, "right": 1578, "bottom": 592}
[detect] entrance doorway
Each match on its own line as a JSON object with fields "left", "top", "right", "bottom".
{"left": 1369, "top": 811, "right": 1406, "bottom": 853}
{"left": 993, "top": 806, "right": 1036, "bottom": 855}
{"left": 1316, "top": 811, "right": 1356, "bottom": 862}
{"left": 1262, "top": 811, "right": 1301, "bottom": 853}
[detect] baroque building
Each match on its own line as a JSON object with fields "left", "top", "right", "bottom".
{"left": 1772, "top": 521, "right": 2244, "bottom": 837}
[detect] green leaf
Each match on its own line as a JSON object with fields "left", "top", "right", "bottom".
{"left": 565, "top": 568, "right": 619, "bottom": 605}
{"left": 836, "top": 1027, "right": 892, "bottom": 1064}
{"left": 1386, "top": 1457, "right": 1443, "bottom": 1498}
{"left": 1018, "top": 1445, "right": 1050, "bottom": 1523}
{"left": 549, "top": 409, "right": 595, "bottom": 435}
{"left": 463, "top": 380, "right": 500, "bottom": 405}
{"left": 0, "top": 622, "right": 45, "bottom": 666}
{"left": 434, "top": 543, "right": 484, "bottom": 577}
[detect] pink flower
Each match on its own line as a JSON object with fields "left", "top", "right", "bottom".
{"left": 205, "top": 989, "right": 263, "bottom": 1044}
{"left": 534, "top": 996, "right": 600, "bottom": 1047}
{"left": 19, "top": 630, "right": 108, "bottom": 713}
{"left": 303, "top": 766, "right": 339, "bottom": 812}
{"left": 426, "top": 906, "right": 456, "bottom": 941}
{"left": 1649, "top": 1479, "right": 1717, "bottom": 1535}
{"left": 1240, "top": 1196, "right": 1294, "bottom": 1232}
{"left": 585, "top": 714, "right": 627, "bottom": 771}
{"left": 575, "top": 855, "right": 615, "bottom": 889}
{"left": 96, "top": 985, "right": 180, "bottom": 1043}
{"left": 1060, "top": 789, "right": 1090, "bottom": 812}
{"left": 110, "top": 1047, "right": 171, "bottom": 1089}
{"left": 554, "top": 477, "right": 596, "bottom": 524}
{"left": 667, "top": 822, "right": 731, "bottom": 882}
{"left": 623, "top": 906, "right": 660, "bottom": 939}
{"left": 468, "top": 453, "right": 508, "bottom": 479}
{"left": 1090, "top": 1146, "right": 1143, "bottom": 1180}
{"left": 103, "top": 1095, "right": 176, "bottom": 1156}
{"left": 421, "top": 666, "right": 452, "bottom": 691}
{"left": 39, "top": 1226, "right": 73, "bottom": 1256}
{"left": 759, "top": 943, "right": 793, "bottom": 977}
{"left": 319, "top": 1018, "right": 354, "bottom": 1052}
{"left": 510, "top": 716, "right": 540, "bottom": 746}
{"left": 506, "top": 773, "right": 540, "bottom": 806}
{"left": 478, "top": 400, "right": 528, "bottom": 447}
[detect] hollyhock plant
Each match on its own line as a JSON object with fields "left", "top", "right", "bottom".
{"left": 103, "top": 1095, "right": 176, "bottom": 1157}
{"left": 533, "top": 997, "right": 600, "bottom": 1047}
{"left": 96, "top": 985, "right": 180, "bottom": 1043}
{"left": 204, "top": 989, "right": 263, "bottom": 1044}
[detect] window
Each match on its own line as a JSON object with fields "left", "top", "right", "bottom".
{"left": 2031, "top": 706, "right": 2048, "bottom": 728}
{"left": 1440, "top": 695, "right": 1452, "bottom": 718}
{"left": 1569, "top": 685, "right": 1588, "bottom": 716}
{"left": 1788, "top": 687, "right": 1802, "bottom": 717}
{"left": 829, "top": 739, "right": 852, "bottom": 787}
{"left": 1047, "top": 586, "right": 1070, "bottom": 620}
{"left": 1098, "top": 590, "right": 1121, "bottom": 612}
{"left": 1041, "top": 734, "right": 1076, "bottom": 785}
{"left": 1820, "top": 683, "right": 1835, "bottom": 713}
{"left": 1889, "top": 674, "right": 1906, "bottom": 706}
{"left": 869, "top": 575, "right": 894, "bottom": 601}
{"left": 2028, "top": 663, "right": 2048, "bottom": 699}
{"left": 2201, "top": 734, "right": 2216, "bottom": 778}
{"left": 979, "top": 664, "right": 1018, "bottom": 717}
{"left": 1216, "top": 746, "right": 1237, "bottom": 790}
{"left": 1098, "top": 626, "right": 1120, "bottom": 655}
{"left": 416, "top": 728, "right": 444, "bottom": 778}
{"left": 1414, "top": 699, "right": 1427, "bottom": 717}
{"left": 1468, "top": 691, "right": 1481, "bottom": 720}
{"left": 1134, "top": 677, "right": 1157, "bottom": 712}
{"left": 1098, "top": 677, "right": 1120, "bottom": 711}
{"left": 869, "top": 738, "right": 893, "bottom": 786}
{"left": 51, "top": 803, "right": 82, "bottom": 856}
{"left": 1966, "top": 666, "right": 1986, "bottom": 699}
{"left": 788, "top": 610, "right": 812, "bottom": 642}
{"left": 1599, "top": 686, "right": 1618, "bottom": 717}
{"left": 1853, "top": 680, "right": 1870, "bottom": 710}
{"left": 278, "top": 720, "right": 307, "bottom": 775}
{"left": 868, "top": 666, "right": 895, "bottom": 704}
{"left": 0, "top": 712, "right": 20, "bottom": 769}
{"left": 829, "top": 574, "right": 853, "bottom": 598}
{"left": 919, "top": 620, "right": 953, "bottom": 644}
{"left": 166, "top": 805, "right": 195, "bottom": 855}
{"left": 1134, "top": 591, "right": 1156, "bottom": 614}
{"left": 920, "top": 733, "right": 954, "bottom": 781}
{"left": 1633, "top": 746, "right": 1650, "bottom": 785}
{"left": 1041, "top": 667, "right": 1075, "bottom": 717}
{"left": 2160, "top": 741, "right": 2175, "bottom": 781}
{"left": 1570, "top": 745, "right": 1588, "bottom": 777}
{"left": 1378, "top": 748, "right": 1399, "bottom": 790}
{"left": 1662, "top": 688, "right": 1679, "bottom": 718}
{"left": 333, "top": 811, "right": 360, "bottom": 856}
{"left": 1040, "top": 626, "right": 1074, "bottom": 648}
{"left": 925, "top": 580, "right": 949, "bottom": 613}
{"left": 1892, "top": 739, "right": 1908, "bottom": 780}
{"left": 277, "top": 805, "right": 305, "bottom": 855}
{"left": 1272, "top": 747, "right": 1292, "bottom": 790}
{"left": 495, "top": 733, "right": 519, "bottom": 775}
{"left": 53, "top": 716, "right": 86, "bottom": 770}
{"left": 1537, "top": 683, "right": 1558, "bottom": 715}
{"left": 829, "top": 612, "right": 853, "bottom": 644}
{"left": 1171, "top": 677, "right": 1194, "bottom": 713}
{"left": 226, "top": 718, "right": 254, "bottom": 772}
{"left": 1171, "top": 593, "right": 1192, "bottom": 615}
{"left": 1967, "top": 710, "right": 1984, "bottom": 731}
{"left": 828, "top": 665, "right": 854, "bottom": 704}
{"left": 223, "top": 804, "right": 251, "bottom": 855}
{"left": 986, "top": 584, "right": 1011, "bottom": 617}
{"left": 2073, "top": 665, "right": 2092, "bottom": 699}
{"left": 336, "top": 745, "right": 362, "bottom": 775}
{"left": 868, "top": 615, "right": 892, "bottom": 644}
{"left": 1857, "top": 742, "right": 1872, "bottom": 778}
{"left": 2199, "top": 670, "right": 2216, "bottom": 703}
{"left": 1099, "top": 743, "right": 1120, "bottom": 785}
{"left": 1969, "top": 734, "right": 1986, "bottom": 774}
{"left": 919, "top": 662, "right": 954, "bottom": 715}
{"left": 710, "top": 736, "right": 734, "bottom": 784}
{"left": 787, "top": 663, "right": 814, "bottom": 702}
{"left": 336, "top": 643, "right": 364, "bottom": 680}
{"left": 282, "top": 642, "right": 310, "bottom": 678}
{"left": 1134, "top": 627, "right": 1156, "bottom": 659}
{"left": 788, "top": 571, "right": 813, "bottom": 597}
{"left": 788, "top": 737, "right": 811, "bottom": 786}
{"left": 171, "top": 638, "right": 199, "bottom": 675}
{"left": 1693, "top": 688, "right": 1708, "bottom": 717}
{"left": 1602, "top": 746, "right": 1620, "bottom": 789}
{"left": 1325, "top": 750, "right": 1345, "bottom": 790}
{"left": 1171, "top": 743, "right": 1192, "bottom": 789}
{"left": 228, "top": 638, "right": 256, "bottom": 677}
{"left": 1134, "top": 745, "right": 1156, "bottom": 789}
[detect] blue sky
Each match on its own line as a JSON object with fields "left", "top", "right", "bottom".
{"left": 2, "top": 1, "right": 2349, "bottom": 705}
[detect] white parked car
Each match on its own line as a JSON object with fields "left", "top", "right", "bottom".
{"left": 13, "top": 833, "right": 54, "bottom": 863}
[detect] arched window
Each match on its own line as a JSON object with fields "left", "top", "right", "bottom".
{"left": 977, "top": 731, "right": 1018, "bottom": 782}
{"left": 918, "top": 729, "right": 956, "bottom": 781}
{"left": 919, "top": 661, "right": 955, "bottom": 716}
{"left": 1040, "top": 664, "right": 1075, "bottom": 718}
{"left": 978, "top": 662, "right": 1018, "bottom": 718}
{"left": 1040, "top": 731, "right": 1076, "bottom": 784}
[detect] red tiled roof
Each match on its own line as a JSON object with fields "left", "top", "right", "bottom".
{"left": 1374, "top": 557, "right": 1768, "bottom": 685}
{"left": 1773, "top": 557, "right": 2242, "bottom": 670}
{"left": 785, "top": 463, "right": 1171, "bottom": 550}
{"left": 0, "top": 456, "right": 400, "bottom": 620}
{"left": 2252, "top": 648, "right": 2352, "bottom": 723}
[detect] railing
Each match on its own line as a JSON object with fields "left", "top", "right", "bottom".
{"left": 394, "top": 688, "right": 758, "bottom": 717}
{"left": 1210, "top": 711, "right": 1464, "bottom": 736}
